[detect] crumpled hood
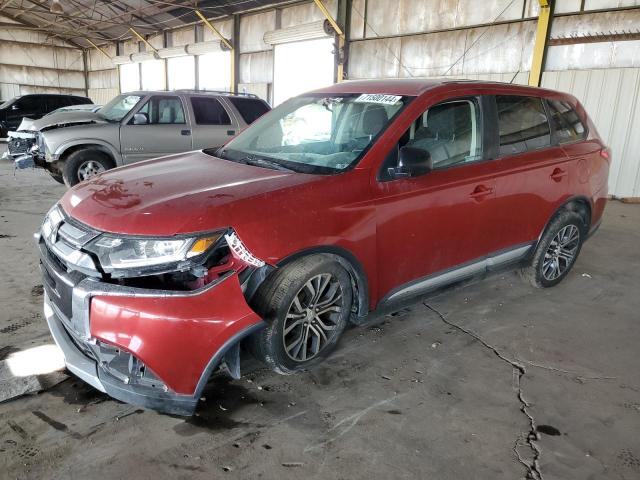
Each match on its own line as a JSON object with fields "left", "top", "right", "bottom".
{"left": 19, "top": 111, "right": 106, "bottom": 132}
{"left": 60, "top": 150, "right": 320, "bottom": 236}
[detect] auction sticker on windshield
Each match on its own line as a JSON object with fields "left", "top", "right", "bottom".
{"left": 354, "top": 94, "right": 402, "bottom": 105}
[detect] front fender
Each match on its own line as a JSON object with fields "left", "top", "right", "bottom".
{"left": 52, "top": 138, "right": 122, "bottom": 165}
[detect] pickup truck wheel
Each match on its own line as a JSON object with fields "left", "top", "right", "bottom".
{"left": 62, "top": 149, "right": 113, "bottom": 187}
{"left": 521, "top": 210, "right": 585, "bottom": 288}
{"left": 49, "top": 172, "right": 64, "bottom": 184}
{"left": 249, "top": 255, "right": 353, "bottom": 374}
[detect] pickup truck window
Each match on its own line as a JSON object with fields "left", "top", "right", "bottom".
{"left": 137, "top": 96, "right": 186, "bottom": 124}
{"left": 190, "top": 97, "right": 231, "bottom": 125}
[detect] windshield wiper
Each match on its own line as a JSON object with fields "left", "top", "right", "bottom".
{"left": 242, "top": 156, "right": 295, "bottom": 172}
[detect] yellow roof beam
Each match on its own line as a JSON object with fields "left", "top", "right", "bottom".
{"left": 86, "top": 38, "right": 112, "bottom": 59}
{"left": 129, "top": 27, "right": 158, "bottom": 53}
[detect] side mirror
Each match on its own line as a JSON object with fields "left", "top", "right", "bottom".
{"left": 388, "top": 146, "right": 433, "bottom": 179}
{"left": 133, "top": 112, "right": 149, "bottom": 125}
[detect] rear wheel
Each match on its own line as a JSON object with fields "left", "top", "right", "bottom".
{"left": 250, "top": 255, "right": 353, "bottom": 374}
{"left": 521, "top": 210, "right": 585, "bottom": 288}
{"left": 62, "top": 149, "right": 113, "bottom": 187}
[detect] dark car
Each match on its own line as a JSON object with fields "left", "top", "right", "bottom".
{"left": 38, "top": 79, "right": 609, "bottom": 415}
{"left": 0, "top": 93, "right": 92, "bottom": 137}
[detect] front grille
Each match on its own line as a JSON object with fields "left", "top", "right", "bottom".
{"left": 39, "top": 240, "right": 87, "bottom": 327}
{"left": 8, "top": 137, "right": 35, "bottom": 155}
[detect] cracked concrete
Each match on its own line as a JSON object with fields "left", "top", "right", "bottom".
{"left": 424, "top": 303, "right": 543, "bottom": 480}
{"left": 1, "top": 153, "right": 639, "bottom": 479}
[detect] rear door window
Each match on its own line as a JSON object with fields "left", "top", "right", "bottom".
{"left": 190, "top": 97, "right": 231, "bottom": 125}
{"left": 227, "top": 97, "right": 270, "bottom": 124}
{"left": 547, "top": 100, "right": 586, "bottom": 144}
{"left": 496, "top": 96, "right": 551, "bottom": 155}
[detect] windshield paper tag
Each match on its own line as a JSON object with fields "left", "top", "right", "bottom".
{"left": 354, "top": 94, "right": 402, "bottom": 105}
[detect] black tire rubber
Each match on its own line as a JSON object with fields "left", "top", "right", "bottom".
{"left": 62, "top": 149, "right": 113, "bottom": 187}
{"left": 49, "top": 172, "right": 64, "bottom": 184}
{"left": 521, "top": 210, "right": 586, "bottom": 288}
{"left": 249, "top": 254, "right": 353, "bottom": 375}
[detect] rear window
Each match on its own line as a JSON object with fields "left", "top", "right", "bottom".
{"left": 547, "top": 100, "right": 586, "bottom": 144}
{"left": 190, "top": 97, "right": 231, "bottom": 125}
{"left": 497, "top": 95, "right": 551, "bottom": 156}
{"left": 227, "top": 97, "right": 270, "bottom": 124}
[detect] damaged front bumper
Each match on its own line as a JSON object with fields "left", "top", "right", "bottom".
{"left": 38, "top": 234, "right": 264, "bottom": 416}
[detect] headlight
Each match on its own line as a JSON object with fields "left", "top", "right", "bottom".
{"left": 87, "top": 232, "right": 222, "bottom": 274}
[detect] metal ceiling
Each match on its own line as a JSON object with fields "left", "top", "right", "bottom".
{"left": 0, "top": 0, "right": 289, "bottom": 48}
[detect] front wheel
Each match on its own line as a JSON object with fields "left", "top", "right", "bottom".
{"left": 49, "top": 172, "right": 64, "bottom": 184}
{"left": 521, "top": 210, "right": 585, "bottom": 288}
{"left": 249, "top": 255, "right": 353, "bottom": 374}
{"left": 62, "top": 149, "right": 113, "bottom": 187}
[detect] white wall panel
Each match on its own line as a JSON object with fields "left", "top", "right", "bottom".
{"left": 542, "top": 68, "right": 640, "bottom": 198}
{"left": 203, "top": 19, "right": 233, "bottom": 42}
{"left": 280, "top": 0, "right": 337, "bottom": 28}
{"left": 240, "top": 11, "right": 276, "bottom": 53}
{"left": 88, "top": 88, "right": 119, "bottom": 105}
{"left": 239, "top": 51, "right": 274, "bottom": 84}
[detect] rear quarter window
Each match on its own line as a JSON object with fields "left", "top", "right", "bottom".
{"left": 547, "top": 99, "right": 586, "bottom": 144}
{"left": 227, "top": 97, "right": 270, "bottom": 124}
{"left": 496, "top": 95, "right": 551, "bottom": 156}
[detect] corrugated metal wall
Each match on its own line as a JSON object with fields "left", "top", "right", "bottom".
{"left": 542, "top": 68, "right": 640, "bottom": 199}
{"left": 0, "top": 29, "right": 86, "bottom": 100}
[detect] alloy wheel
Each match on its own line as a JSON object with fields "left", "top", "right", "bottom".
{"left": 283, "top": 273, "right": 343, "bottom": 362}
{"left": 77, "top": 160, "right": 105, "bottom": 181}
{"left": 542, "top": 224, "right": 580, "bottom": 281}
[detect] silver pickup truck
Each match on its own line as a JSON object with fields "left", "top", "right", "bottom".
{"left": 13, "top": 90, "right": 270, "bottom": 186}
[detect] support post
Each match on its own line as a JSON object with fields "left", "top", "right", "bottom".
{"left": 528, "top": 0, "right": 554, "bottom": 87}
{"left": 313, "top": 0, "right": 347, "bottom": 82}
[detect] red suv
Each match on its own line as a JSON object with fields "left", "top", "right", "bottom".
{"left": 38, "top": 79, "right": 609, "bottom": 415}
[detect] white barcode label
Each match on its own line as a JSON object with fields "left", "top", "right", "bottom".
{"left": 354, "top": 94, "right": 402, "bottom": 105}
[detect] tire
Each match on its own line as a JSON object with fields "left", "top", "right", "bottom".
{"left": 62, "top": 149, "right": 113, "bottom": 187}
{"left": 49, "top": 172, "right": 64, "bottom": 184}
{"left": 249, "top": 255, "right": 353, "bottom": 374}
{"left": 521, "top": 210, "right": 586, "bottom": 288}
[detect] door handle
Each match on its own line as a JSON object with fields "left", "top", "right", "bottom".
{"left": 469, "top": 185, "right": 494, "bottom": 200}
{"left": 181, "top": 129, "right": 191, "bottom": 136}
{"left": 227, "top": 130, "right": 236, "bottom": 136}
{"left": 550, "top": 167, "right": 567, "bottom": 182}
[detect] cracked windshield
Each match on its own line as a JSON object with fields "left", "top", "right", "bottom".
{"left": 216, "top": 93, "right": 411, "bottom": 174}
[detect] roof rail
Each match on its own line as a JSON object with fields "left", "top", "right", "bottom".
{"left": 174, "top": 89, "right": 259, "bottom": 99}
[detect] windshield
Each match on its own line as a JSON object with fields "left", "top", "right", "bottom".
{"left": 98, "top": 94, "right": 142, "bottom": 122}
{"left": 213, "top": 93, "right": 411, "bottom": 174}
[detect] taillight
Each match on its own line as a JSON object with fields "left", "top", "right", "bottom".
{"left": 599, "top": 148, "right": 610, "bottom": 162}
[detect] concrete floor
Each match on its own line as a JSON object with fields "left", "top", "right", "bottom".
{"left": 0, "top": 151, "right": 639, "bottom": 480}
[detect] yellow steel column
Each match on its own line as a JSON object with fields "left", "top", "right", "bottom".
{"left": 313, "top": 0, "right": 346, "bottom": 82}
{"left": 195, "top": 10, "right": 235, "bottom": 93}
{"left": 528, "top": 0, "right": 553, "bottom": 87}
